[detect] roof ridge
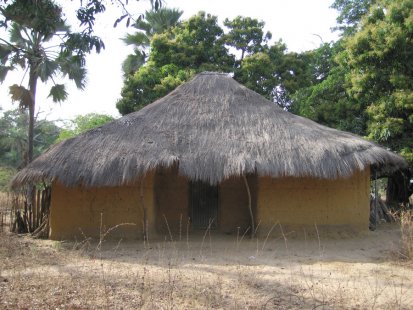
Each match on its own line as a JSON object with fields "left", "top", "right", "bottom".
{"left": 198, "top": 71, "right": 230, "bottom": 76}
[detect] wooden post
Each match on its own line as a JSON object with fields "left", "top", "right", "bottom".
{"left": 140, "top": 176, "right": 148, "bottom": 241}
{"left": 374, "top": 171, "right": 378, "bottom": 230}
{"left": 35, "top": 190, "right": 41, "bottom": 229}
{"left": 242, "top": 175, "right": 255, "bottom": 238}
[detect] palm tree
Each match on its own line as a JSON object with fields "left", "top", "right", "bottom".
{"left": 0, "top": 0, "right": 102, "bottom": 165}
{"left": 122, "top": 7, "right": 183, "bottom": 76}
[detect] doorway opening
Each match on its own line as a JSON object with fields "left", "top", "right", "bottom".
{"left": 189, "top": 181, "right": 218, "bottom": 229}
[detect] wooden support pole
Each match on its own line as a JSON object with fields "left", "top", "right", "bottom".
{"left": 35, "top": 190, "right": 41, "bottom": 228}
{"left": 374, "top": 171, "right": 378, "bottom": 230}
{"left": 242, "top": 175, "right": 255, "bottom": 238}
{"left": 140, "top": 176, "right": 148, "bottom": 242}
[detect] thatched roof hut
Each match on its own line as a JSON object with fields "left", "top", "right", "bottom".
{"left": 11, "top": 72, "right": 407, "bottom": 240}
{"left": 11, "top": 72, "right": 406, "bottom": 188}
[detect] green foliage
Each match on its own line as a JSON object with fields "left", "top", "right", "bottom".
{"left": 74, "top": 0, "right": 107, "bottom": 32}
{"left": 291, "top": 42, "right": 368, "bottom": 135}
{"left": 150, "top": 12, "right": 233, "bottom": 70}
{"left": 62, "top": 32, "right": 104, "bottom": 58}
{"left": 117, "top": 61, "right": 195, "bottom": 115}
{"left": 48, "top": 84, "right": 68, "bottom": 102}
{"left": 234, "top": 42, "right": 314, "bottom": 108}
{"left": 0, "top": 109, "right": 60, "bottom": 168}
{"left": 331, "top": 0, "right": 376, "bottom": 35}
{"left": 117, "top": 11, "right": 313, "bottom": 114}
{"left": 296, "top": 0, "right": 412, "bottom": 142}
{"left": 0, "top": 0, "right": 103, "bottom": 164}
{"left": 400, "top": 147, "right": 413, "bottom": 167}
{"left": 0, "top": 64, "right": 13, "bottom": 82}
{"left": 223, "top": 17, "right": 312, "bottom": 107}
{"left": 0, "top": 1, "right": 164, "bottom": 37}
{"left": 1, "top": 0, "right": 65, "bottom": 36}
{"left": 272, "top": 51, "right": 314, "bottom": 109}
{"left": 222, "top": 16, "right": 272, "bottom": 61}
{"left": 55, "top": 113, "right": 115, "bottom": 142}
{"left": 121, "top": 7, "right": 183, "bottom": 76}
{"left": 342, "top": 0, "right": 413, "bottom": 161}
{"left": 117, "top": 12, "right": 234, "bottom": 115}
{"left": 0, "top": 166, "right": 15, "bottom": 191}
{"left": 143, "top": 7, "right": 183, "bottom": 34}
{"left": 235, "top": 51, "right": 277, "bottom": 100}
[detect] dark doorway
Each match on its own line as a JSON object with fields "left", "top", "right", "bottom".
{"left": 189, "top": 181, "right": 219, "bottom": 229}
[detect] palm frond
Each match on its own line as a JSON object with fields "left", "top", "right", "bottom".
{"left": 132, "top": 19, "right": 151, "bottom": 34}
{"left": 9, "top": 23, "right": 29, "bottom": 48}
{"left": 70, "top": 67, "right": 87, "bottom": 89}
{"left": 122, "top": 32, "right": 150, "bottom": 47}
{"left": 0, "top": 65, "right": 14, "bottom": 83}
{"left": 9, "top": 84, "right": 31, "bottom": 109}
{"left": 37, "top": 57, "right": 58, "bottom": 82}
{"left": 48, "top": 84, "right": 67, "bottom": 102}
{"left": 122, "top": 53, "right": 146, "bottom": 76}
{"left": 145, "top": 8, "right": 183, "bottom": 34}
{"left": 43, "top": 21, "right": 70, "bottom": 42}
{"left": 58, "top": 55, "right": 87, "bottom": 90}
{"left": 0, "top": 44, "right": 13, "bottom": 64}
{"left": 10, "top": 53, "right": 26, "bottom": 69}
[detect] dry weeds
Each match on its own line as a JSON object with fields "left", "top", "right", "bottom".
{"left": 0, "top": 223, "right": 412, "bottom": 309}
{"left": 0, "top": 192, "right": 12, "bottom": 233}
{"left": 400, "top": 210, "right": 413, "bottom": 260}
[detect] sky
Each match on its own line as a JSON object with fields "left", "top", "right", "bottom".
{"left": 0, "top": 0, "right": 339, "bottom": 123}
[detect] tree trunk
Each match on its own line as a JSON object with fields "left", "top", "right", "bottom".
{"left": 386, "top": 170, "right": 412, "bottom": 204}
{"left": 24, "top": 68, "right": 38, "bottom": 234}
{"left": 27, "top": 69, "right": 37, "bottom": 164}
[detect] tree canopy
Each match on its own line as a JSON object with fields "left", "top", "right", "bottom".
{"left": 342, "top": 0, "right": 413, "bottom": 164}
{"left": 0, "top": 0, "right": 103, "bottom": 166}
{"left": 116, "top": 12, "right": 313, "bottom": 114}
{"left": 56, "top": 113, "right": 115, "bottom": 142}
{"left": 116, "top": 12, "right": 234, "bottom": 115}
{"left": 331, "top": 0, "right": 376, "bottom": 35}
{"left": 291, "top": 42, "right": 368, "bottom": 136}
{"left": 293, "top": 0, "right": 413, "bottom": 156}
{"left": 121, "top": 7, "right": 183, "bottom": 76}
{"left": 0, "top": 108, "right": 60, "bottom": 169}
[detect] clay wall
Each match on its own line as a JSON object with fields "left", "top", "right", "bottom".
{"left": 256, "top": 169, "right": 370, "bottom": 237}
{"left": 49, "top": 172, "right": 155, "bottom": 240}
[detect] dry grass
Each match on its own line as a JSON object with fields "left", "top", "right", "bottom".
{"left": 0, "top": 192, "right": 12, "bottom": 232}
{"left": 400, "top": 210, "right": 413, "bottom": 260}
{"left": 1, "top": 223, "right": 413, "bottom": 309}
{"left": 0, "top": 191, "right": 11, "bottom": 210}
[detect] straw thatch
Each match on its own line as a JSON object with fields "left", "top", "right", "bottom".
{"left": 11, "top": 72, "right": 407, "bottom": 188}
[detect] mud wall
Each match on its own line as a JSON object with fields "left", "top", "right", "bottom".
{"left": 154, "top": 170, "right": 258, "bottom": 235}
{"left": 256, "top": 169, "right": 370, "bottom": 236}
{"left": 49, "top": 172, "right": 155, "bottom": 240}
{"left": 154, "top": 167, "right": 188, "bottom": 235}
{"left": 219, "top": 175, "right": 257, "bottom": 234}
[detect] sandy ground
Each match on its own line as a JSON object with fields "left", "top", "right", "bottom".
{"left": 0, "top": 223, "right": 412, "bottom": 309}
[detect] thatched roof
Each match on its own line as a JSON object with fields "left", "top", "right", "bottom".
{"left": 11, "top": 72, "right": 407, "bottom": 188}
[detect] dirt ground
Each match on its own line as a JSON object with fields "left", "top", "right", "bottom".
{"left": 0, "top": 223, "right": 412, "bottom": 309}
